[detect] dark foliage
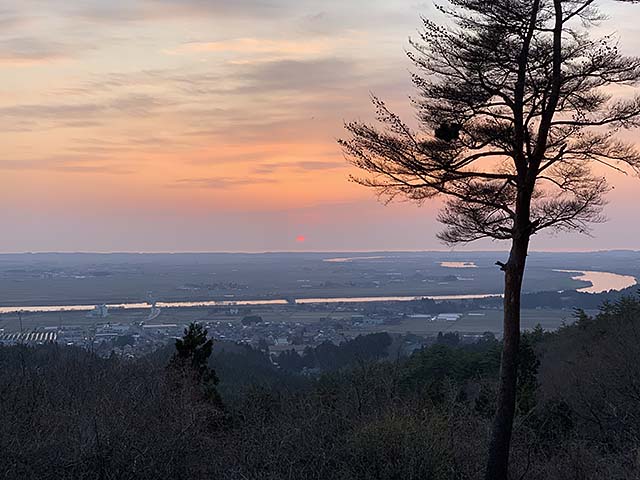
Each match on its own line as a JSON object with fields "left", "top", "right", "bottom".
{"left": 2, "top": 297, "right": 640, "bottom": 479}
{"left": 168, "top": 322, "right": 223, "bottom": 407}
{"left": 276, "top": 332, "right": 392, "bottom": 373}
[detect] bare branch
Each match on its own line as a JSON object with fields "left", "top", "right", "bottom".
{"left": 340, "top": 0, "right": 640, "bottom": 245}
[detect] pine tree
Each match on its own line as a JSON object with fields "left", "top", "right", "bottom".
{"left": 341, "top": 1, "right": 640, "bottom": 477}
{"left": 168, "top": 323, "right": 222, "bottom": 407}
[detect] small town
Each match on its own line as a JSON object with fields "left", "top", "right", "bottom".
{"left": 0, "top": 300, "right": 489, "bottom": 358}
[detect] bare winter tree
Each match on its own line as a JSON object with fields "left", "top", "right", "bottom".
{"left": 339, "top": 1, "right": 640, "bottom": 478}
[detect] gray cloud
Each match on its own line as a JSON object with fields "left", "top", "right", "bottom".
{"left": 51, "top": 57, "right": 359, "bottom": 106}
{"left": 22, "top": 0, "right": 425, "bottom": 27}
{"left": 54, "top": 164, "right": 134, "bottom": 174}
{"left": 40, "top": 0, "right": 285, "bottom": 23}
{"left": 0, "top": 93, "right": 168, "bottom": 132}
{"left": 0, "top": 37, "right": 59, "bottom": 62}
{"left": 65, "top": 135, "right": 189, "bottom": 156}
{"left": 238, "top": 58, "right": 358, "bottom": 92}
{"left": 0, "top": 102, "right": 104, "bottom": 119}
{"left": 0, "top": 8, "right": 35, "bottom": 31}
{"left": 109, "top": 93, "right": 168, "bottom": 116}
{"left": 0, "top": 37, "right": 62, "bottom": 61}
{"left": 0, "top": 35, "right": 99, "bottom": 64}
{"left": 253, "top": 161, "right": 345, "bottom": 175}
{"left": 0, "top": 155, "right": 133, "bottom": 174}
{"left": 174, "top": 176, "right": 278, "bottom": 189}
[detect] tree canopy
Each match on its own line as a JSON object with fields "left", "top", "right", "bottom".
{"left": 340, "top": 0, "right": 640, "bottom": 244}
{"left": 169, "top": 322, "right": 222, "bottom": 406}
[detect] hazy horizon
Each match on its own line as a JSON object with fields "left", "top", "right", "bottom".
{"left": 1, "top": 248, "right": 639, "bottom": 255}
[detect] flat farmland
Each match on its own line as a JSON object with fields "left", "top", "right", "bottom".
{"left": 360, "top": 309, "right": 579, "bottom": 337}
{"left": 0, "top": 251, "right": 629, "bottom": 308}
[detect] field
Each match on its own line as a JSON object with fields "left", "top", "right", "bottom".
{"left": 0, "top": 250, "right": 636, "bottom": 336}
{"left": 2, "top": 250, "right": 636, "bottom": 308}
{"left": 0, "top": 301, "right": 579, "bottom": 338}
{"left": 370, "top": 309, "right": 578, "bottom": 335}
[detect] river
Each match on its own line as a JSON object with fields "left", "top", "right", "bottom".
{"left": 553, "top": 269, "right": 637, "bottom": 294}
{"left": 0, "top": 269, "right": 635, "bottom": 315}
{"left": 0, "top": 294, "right": 501, "bottom": 315}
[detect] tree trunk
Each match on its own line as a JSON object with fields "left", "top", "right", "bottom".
{"left": 485, "top": 234, "right": 530, "bottom": 480}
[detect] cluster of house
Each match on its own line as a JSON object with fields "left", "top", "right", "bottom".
{"left": 0, "top": 308, "right": 402, "bottom": 357}
{"left": 206, "top": 318, "right": 351, "bottom": 351}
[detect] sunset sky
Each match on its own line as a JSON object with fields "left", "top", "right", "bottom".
{"left": 2, "top": 0, "right": 640, "bottom": 252}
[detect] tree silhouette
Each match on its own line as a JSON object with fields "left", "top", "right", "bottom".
{"left": 169, "top": 323, "right": 222, "bottom": 407}
{"left": 340, "top": 1, "right": 640, "bottom": 478}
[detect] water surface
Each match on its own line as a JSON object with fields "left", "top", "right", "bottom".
{"left": 0, "top": 294, "right": 499, "bottom": 314}
{"left": 440, "top": 261, "right": 478, "bottom": 268}
{"left": 554, "top": 269, "right": 637, "bottom": 294}
{"left": 1, "top": 269, "right": 634, "bottom": 314}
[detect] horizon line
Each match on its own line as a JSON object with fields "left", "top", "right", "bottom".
{"left": 0, "top": 248, "right": 637, "bottom": 255}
